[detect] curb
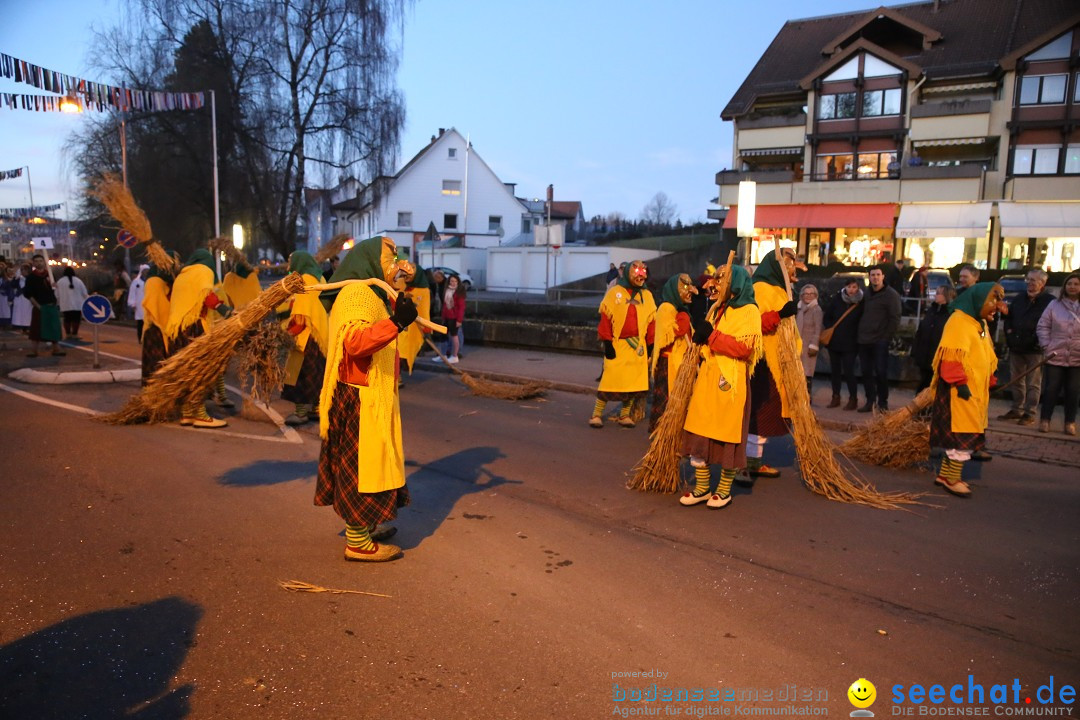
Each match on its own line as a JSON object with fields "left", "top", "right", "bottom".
{"left": 8, "top": 367, "right": 141, "bottom": 384}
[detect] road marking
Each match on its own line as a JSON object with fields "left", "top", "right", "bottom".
{"left": 0, "top": 381, "right": 100, "bottom": 416}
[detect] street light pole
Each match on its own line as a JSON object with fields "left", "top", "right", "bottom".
{"left": 211, "top": 90, "right": 222, "bottom": 279}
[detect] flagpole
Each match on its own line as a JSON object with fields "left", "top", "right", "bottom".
{"left": 210, "top": 89, "right": 221, "bottom": 280}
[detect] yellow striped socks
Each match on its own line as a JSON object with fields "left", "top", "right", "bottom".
{"left": 939, "top": 457, "right": 964, "bottom": 481}
{"left": 345, "top": 524, "right": 375, "bottom": 551}
{"left": 694, "top": 465, "right": 711, "bottom": 495}
{"left": 716, "top": 468, "right": 736, "bottom": 498}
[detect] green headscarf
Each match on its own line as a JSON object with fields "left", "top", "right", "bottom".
{"left": 408, "top": 263, "right": 430, "bottom": 289}
{"left": 323, "top": 236, "right": 390, "bottom": 310}
{"left": 726, "top": 265, "right": 757, "bottom": 308}
{"left": 948, "top": 281, "right": 998, "bottom": 322}
{"left": 288, "top": 250, "right": 323, "bottom": 280}
{"left": 184, "top": 248, "right": 217, "bottom": 281}
{"left": 659, "top": 274, "right": 689, "bottom": 310}
{"left": 616, "top": 259, "right": 646, "bottom": 298}
{"left": 751, "top": 249, "right": 787, "bottom": 289}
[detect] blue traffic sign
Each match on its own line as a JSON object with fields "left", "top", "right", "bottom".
{"left": 82, "top": 295, "right": 113, "bottom": 325}
{"left": 117, "top": 230, "right": 137, "bottom": 248}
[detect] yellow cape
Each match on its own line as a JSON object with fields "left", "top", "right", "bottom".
{"left": 141, "top": 276, "right": 171, "bottom": 345}
{"left": 222, "top": 270, "right": 261, "bottom": 310}
{"left": 597, "top": 285, "right": 656, "bottom": 393}
{"left": 165, "top": 264, "right": 214, "bottom": 341}
{"left": 284, "top": 273, "right": 331, "bottom": 383}
{"left": 932, "top": 311, "right": 997, "bottom": 434}
{"left": 319, "top": 283, "right": 404, "bottom": 494}
{"left": 684, "top": 303, "right": 764, "bottom": 443}
{"left": 397, "top": 286, "right": 431, "bottom": 374}
{"left": 651, "top": 303, "right": 689, "bottom": 393}
{"left": 754, "top": 281, "right": 801, "bottom": 418}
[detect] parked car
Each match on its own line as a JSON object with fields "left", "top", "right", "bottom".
{"left": 816, "top": 271, "right": 868, "bottom": 300}
{"left": 924, "top": 269, "right": 953, "bottom": 298}
{"left": 429, "top": 266, "right": 473, "bottom": 289}
{"left": 997, "top": 274, "right": 1026, "bottom": 299}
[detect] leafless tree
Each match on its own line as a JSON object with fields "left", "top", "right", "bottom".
{"left": 640, "top": 192, "right": 678, "bottom": 228}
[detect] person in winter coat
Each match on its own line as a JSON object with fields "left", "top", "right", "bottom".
{"left": 1036, "top": 272, "right": 1080, "bottom": 436}
{"left": 821, "top": 279, "right": 864, "bottom": 409}
{"left": 998, "top": 269, "right": 1053, "bottom": 425}
{"left": 439, "top": 274, "right": 466, "bottom": 363}
{"left": 911, "top": 285, "right": 956, "bottom": 391}
{"left": 856, "top": 266, "right": 902, "bottom": 412}
{"left": 55, "top": 266, "right": 90, "bottom": 339}
{"left": 794, "top": 283, "right": 823, "bottom": 402}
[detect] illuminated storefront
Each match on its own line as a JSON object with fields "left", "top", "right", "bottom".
{"left": 895, "top": 203, "right": 992, "bottom": 268}
{"left": 997, "top": 202, "right": 1080, "bottom": 272}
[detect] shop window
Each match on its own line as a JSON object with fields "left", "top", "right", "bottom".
{"left": 819, "top": 92, "right": 856, "bottom": 120}
{"left": 749, "top": 233, "right": 797, "bottom": 264}
{"left": 1018, "top": 74, "right": 1067, "bottom": 105}
{"left": 1013, "top": 146, "right": 1060, "bottom": 175}
{"left": 1041, "top": 237, "right": 1079, "bottom": 273}
{"left": 862, "top": 88, "right": 901, "bottom": 116}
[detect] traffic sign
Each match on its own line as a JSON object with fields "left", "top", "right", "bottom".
{"left": 117, "top": 230, "right": 137, "bottom": 248}
{"left": 82, "top": 295, "right": 113, "bottom": 325}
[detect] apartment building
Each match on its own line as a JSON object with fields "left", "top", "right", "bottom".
{"left": 717, "top": 0, "right": 1080, "bottom": 272}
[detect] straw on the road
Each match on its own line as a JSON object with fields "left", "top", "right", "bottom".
{"left": 278, "top": 580, "right": 391, "bottom": 598}
{"left": 101, "top": 273, "right": 307, "bottom": 424}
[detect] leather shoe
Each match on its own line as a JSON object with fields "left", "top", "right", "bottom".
{"left": 935, "top": 476, "right": 971, "bottom": 497}
{"left": 344, "top": 543, "right": 402, "bottom": 562}
{"left": 844, "top": 397, "right": 859, "bottom": 411}
{"left": 857, "top": 402, "right": 875, "bottom": 413}
{"left": 748, "top": 462, "right": 780, "bottom": 478}
{"left": 997, "top": 409, "right": 1023, "bottom": 420}
{"left": 827, "top": 395, "right": 841, "bottom": 408}
{"left": 1017, "top": 414, "right": 1035, "bottom": 426}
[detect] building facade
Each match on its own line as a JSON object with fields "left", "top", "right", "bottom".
{"left": 718, "top": 0, "right": 1080, "bottom": 273}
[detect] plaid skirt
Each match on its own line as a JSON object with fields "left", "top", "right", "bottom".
{"left": 680, "top": 364, "right": 751, "bottom": 467}
{"left": 748, "top": 359, "right": 788, "bottom": 437}
{"left": 169, "top": 321, "right": 204, "bottom": 352}
{"left": 141, "top": 325, "right": 168, "bottom": 385}
{"left": 648, "top": 359, "right": 671, "bottom": 433}
{"left": 282, "top": 341, "right": 326, "bottom": 405}
{"left": 597, "top": 390, "right": 645, "bottom": 403}
{"left": 929, "top": 380, "right": 985, "bottom": 453}
{"left": 315, "top": 381, "right": 410, "bottom": 527}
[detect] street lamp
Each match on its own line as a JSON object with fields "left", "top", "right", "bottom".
{"left": 59, "top": 96, "right": 82, "bottom": 114}
{"left": 232, "top": 223, "right": 244, "bottom": 250}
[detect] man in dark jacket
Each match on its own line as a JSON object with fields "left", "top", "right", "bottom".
{"left": 23, "top": 254, "right": 65, "bottom": 357}
{"left": 821, "top": 278, "right": 864, "bottom": 409}
{"left": 856, "top": 266, "right": 902, "bottom": 412}
{"left": 998, "top": 268, "right": 1053, "bottom": 425}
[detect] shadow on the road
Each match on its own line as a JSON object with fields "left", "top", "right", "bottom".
{"left": 218, "top": 459, "right": 315, "bottom": 487}
{"left": 397, "top": 446, "right": 519, "bottom": 550}
{"left": 0, "top": 596, "right": 201, "bottom": 719}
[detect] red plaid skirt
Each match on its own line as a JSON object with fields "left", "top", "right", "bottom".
{"left": 749, "top": 359, "right": 788, "bottom": 437}
{"left": 282, "top": 341, "right": 326, "bottom": 405}
{"left": 929, "top": 380, "right": 985, "bottom": 453}
{"left": 141, "top": 325, "right": 168, "bottom": 386}
{"left": 315, "top": 381, "right": 410, "bottom": 527}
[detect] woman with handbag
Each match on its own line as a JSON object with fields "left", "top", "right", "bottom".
{"left": 795, "top": 284, "right": 823, "bottom": 402}
{"left": 820, "top": 278, "right": 863, "bottom": 409}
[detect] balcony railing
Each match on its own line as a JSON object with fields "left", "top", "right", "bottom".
{"left": 716, "top": 169, "right": 796, "bottom": 185}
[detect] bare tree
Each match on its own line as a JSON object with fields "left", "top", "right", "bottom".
{"left": 640, "top": 192, "right": 678, "bottom": 228}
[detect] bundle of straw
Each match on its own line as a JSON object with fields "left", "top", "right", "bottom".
{"left": 102, "top": 273, "right": 307, "bottom": 424}
{"left": 278, "top": 580, "right": 391, "bottom": 598}
{"left": 424, "top": 336, "right": 547, "bottom": 400}
{"left": 90, "top": 174, "right": 179, "bottom": 273}
{"left": 840, "top": 387, "right": 934, "bottom": 468}
{"left": 234, "top": 319, "right": 291, "bottom": 405}
{"left": 208, "top": 236, "right": 253, "bottom": 271}
{"left": 314, "top": 233, "right": 351, "bottom": 264}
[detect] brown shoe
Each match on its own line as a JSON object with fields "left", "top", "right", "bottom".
{"left": 344, "top": 543, "right": 402, "bottom": 562}
{"left": 935, "top": 476, "right": 971, "bottom": 497}
{"left": 844, "top": 397, "right": 858, "bottom": 411}
{"left": 1017, "top": 414, "right": 1035, "bottom": 426}
{"left": 827, "top": 395, "right": 841, "bottom": 408}
{"left": 997, "top": 409, "right": 1023, "bottom": 420}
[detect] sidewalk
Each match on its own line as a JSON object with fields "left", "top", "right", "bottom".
{"left": 416, "top": 344, "right": 1080, "bottom": 466}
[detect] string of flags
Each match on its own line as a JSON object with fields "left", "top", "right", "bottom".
{"left": 0, "top": 203, "right": 63, "bottom": 216}
{"left": 0, "top": 167, "right": 24, "bottom": 181}
{"left": 0, "top": 52, "right": 206, "bottom": 113}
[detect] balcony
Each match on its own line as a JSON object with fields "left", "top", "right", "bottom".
{"left": 901, "top": 164, "right": 984, "bottom": 180}
{"left": 716, "top": 169, "right": 795, "bottom": 185}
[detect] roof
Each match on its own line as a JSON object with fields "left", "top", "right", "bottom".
{"left": 548, "top": 201, "right": 583, "bottom": 219}
{"left": 721, "top": 0, "right": 1080, "bottom": 119}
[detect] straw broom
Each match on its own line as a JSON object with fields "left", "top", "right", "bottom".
{"left": 314, "top": 233, "right": 351, "bottom": 264}
{"left": 628, "top": 252, "right": 736, "bottom": 493}
{"left": 776, "top": 266, "right": 923, "bottom": 508}
{"left": 423, "top": 336, "right": 548, "bottom": 400}
{"left": 208, "top": 235, "right": 254, "bottom": 271}
{"left": 101, "top": 273, "right": 308, "bottom": 424}
{"left": 90, "top": 174, "right": 179, "bottom": 274}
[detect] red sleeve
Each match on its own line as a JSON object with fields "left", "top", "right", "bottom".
{"left": 344, "top": 318, "right": 399, "bottom": 357}
{"left": 597, "top": 313, "right": 613, "bottom": 341}
{"left": 709, "top": 331, "right": 753, "bottom": 360}
{"left": 203, "top": 292, "right": 222, "bottom": 309}
{"left": 939, "top": 360, "right": 968, "bottom": 386}
{"left": 761, "top": 311, "right": 781, "bottom": 335}
{"left": 675, "top": 311, "right": 692, "bottom": 338}
{"left": 646, "top": 319, "right": 655, "bottom": 346}
{"left": 286, "top": 316, "right": 306, "bottom": 336}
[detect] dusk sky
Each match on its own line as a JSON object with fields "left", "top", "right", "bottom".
{"left": 1, "top": 0, "right": 880, "bottom": 225}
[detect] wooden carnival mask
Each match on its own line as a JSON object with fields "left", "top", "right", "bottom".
{"left": 980, "top": 284, "right": 1006, "bottom": 321}
{"left": 676, "top": 273, "right": 698, "bottom": 304}
{"left": 379, "top": 237, "right": 415, "bottom": 291}
{"left": 627, "top": 260, "right": 648, "bottom": 288}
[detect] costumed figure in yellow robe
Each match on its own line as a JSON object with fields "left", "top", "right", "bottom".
{"left": 397, "top": 263, "right": 432, "bottom": 378}
{"left": 315, "top": 236, "right": 419, "bottom": 562}
{"left": 929, "top": 282, "right": 1004, "bottom": 497}
{"left": 164, "top": 249, "right": 233, "bottom": 428}
{"left": 744, "top": 249, "right": 802, "bottom": 480}
{"left": 589, "top": 260, "right": 657, "bottom": 428}
{"left": 648, "top": 273, "right": 697, "bottom": 433}
{"left": 210, "top": 262, "right": 262, "bottom": 409}
{"left": 679, "top": 265, "right": 763, "bottom": 508}
{"left": 281, "top": 251, "right": 329, "bottom": 426}
{"left": 140, "top": 262, "right": 175, "bottom": 386}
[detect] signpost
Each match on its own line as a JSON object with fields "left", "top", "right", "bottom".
{"left": 116, "top": 229, "right": 137, "bottom": 248}
{"left": 81, "top": 294, "right": 113, "bottom": 369}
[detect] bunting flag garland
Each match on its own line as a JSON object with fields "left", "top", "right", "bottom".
{"left": 0, "top": 203, "right": 63, "bottom": 217}
{"left": 0, "top": 52, "right": 205, "bottom": 114}
{"left": 0, "top": 167, "right": 24, "bottom": 181}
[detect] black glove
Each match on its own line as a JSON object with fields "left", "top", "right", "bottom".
{"left": 778, "top": 300, "right": 798, "bottom": 319}
{"left": 390, "top": 295, "right": 418, "bottom": 332}
{"left": 216, "top": 303, "right": 234, "bottom": 319}
{"left": 692, "top": 321, "right": 713, "bottom": 345}
{"left": 603, "top": 340, "right": 616, "bottom": 360}
{"left": 955, "top": 384, "right": 972, "bottom": 401}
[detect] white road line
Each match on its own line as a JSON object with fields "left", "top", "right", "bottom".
{"left": 0, "top": 381, "right": 100, "bottom": 416}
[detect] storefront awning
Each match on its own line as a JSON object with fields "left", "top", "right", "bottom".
{"left": 722, "top": 203, "right": 896, "bottom": 230}
{"left": 895, "top": 203, "right": 992, "bottom": 238}
{"left": 740, "top": 147, "right": 803, "bottom": 157}
{"left": 912, "top": 137, "right": 989, "bottom": 147}
{"left": 998, "top": 202, "right": 1080, "bottom": 237}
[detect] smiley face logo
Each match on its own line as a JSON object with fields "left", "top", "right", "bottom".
{"left": 848, "top": 678, "right": 877, "bottom": 709}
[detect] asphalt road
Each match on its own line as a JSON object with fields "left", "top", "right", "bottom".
{"left": 1, "top": 325, "right": 1077, "bottom": 719}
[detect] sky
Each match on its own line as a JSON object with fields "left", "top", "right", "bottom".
{"left": 0, "top": 0, "right": 882, "bottom": 225}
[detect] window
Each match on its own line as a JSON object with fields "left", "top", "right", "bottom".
{"left": 444, "top": 214, "right": 458, "bottom": 229}
{"left": 442, "top": 180, "right": 462, "bottom": 195}
{"left": 816, "top": 153, "right": 854, "bottom": 179}
{"left": 488, "top": 216, "right": 502, "bottom": 232}
{"left": 1065, "top": 145, "right": 1080, "bottom": 174}
{"left": 1018, "top": 74, "right": 1068, "bottom": 105}
{"left": 819, "top": 92, "right": 856, "bottom": 119}
{"left": 522, "top": 218, "right": 532, "bottom": 233}
{"left": 1075, "top": 73, "right": 1080, "bottom": 103}
{"left": 1013, "top": 146, "right": 1060, "bottom": 175}
{"left": 448, "top": 148, "right": 457, "bottom": 159}
{"left": 1026, "top": 32, "right": 1073, "bottom": 61}
{"left": 855, "top": 151, "right": 896, "bottom": 179}
{"left": 862, "top": 88, "right": 901, "bottom": 116}
{"left": 396, "top": 212, "right": 412, "bottom": 228}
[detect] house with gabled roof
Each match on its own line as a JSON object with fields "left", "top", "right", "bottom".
{"left": 717, "top": 0, "right": 1080, "bottom": 274}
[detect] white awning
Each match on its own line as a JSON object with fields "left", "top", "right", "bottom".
{"left": 913, "top": 137, "right": 989, "bottom": 147}
{"left": 740, "top": 147, "right": 803, "bottom": 157}
{"left": 998, "top": 202, "right": 1080, "bottom": 237}
{"left": 895, "top": 203, "right": 992, "bottom": 238}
